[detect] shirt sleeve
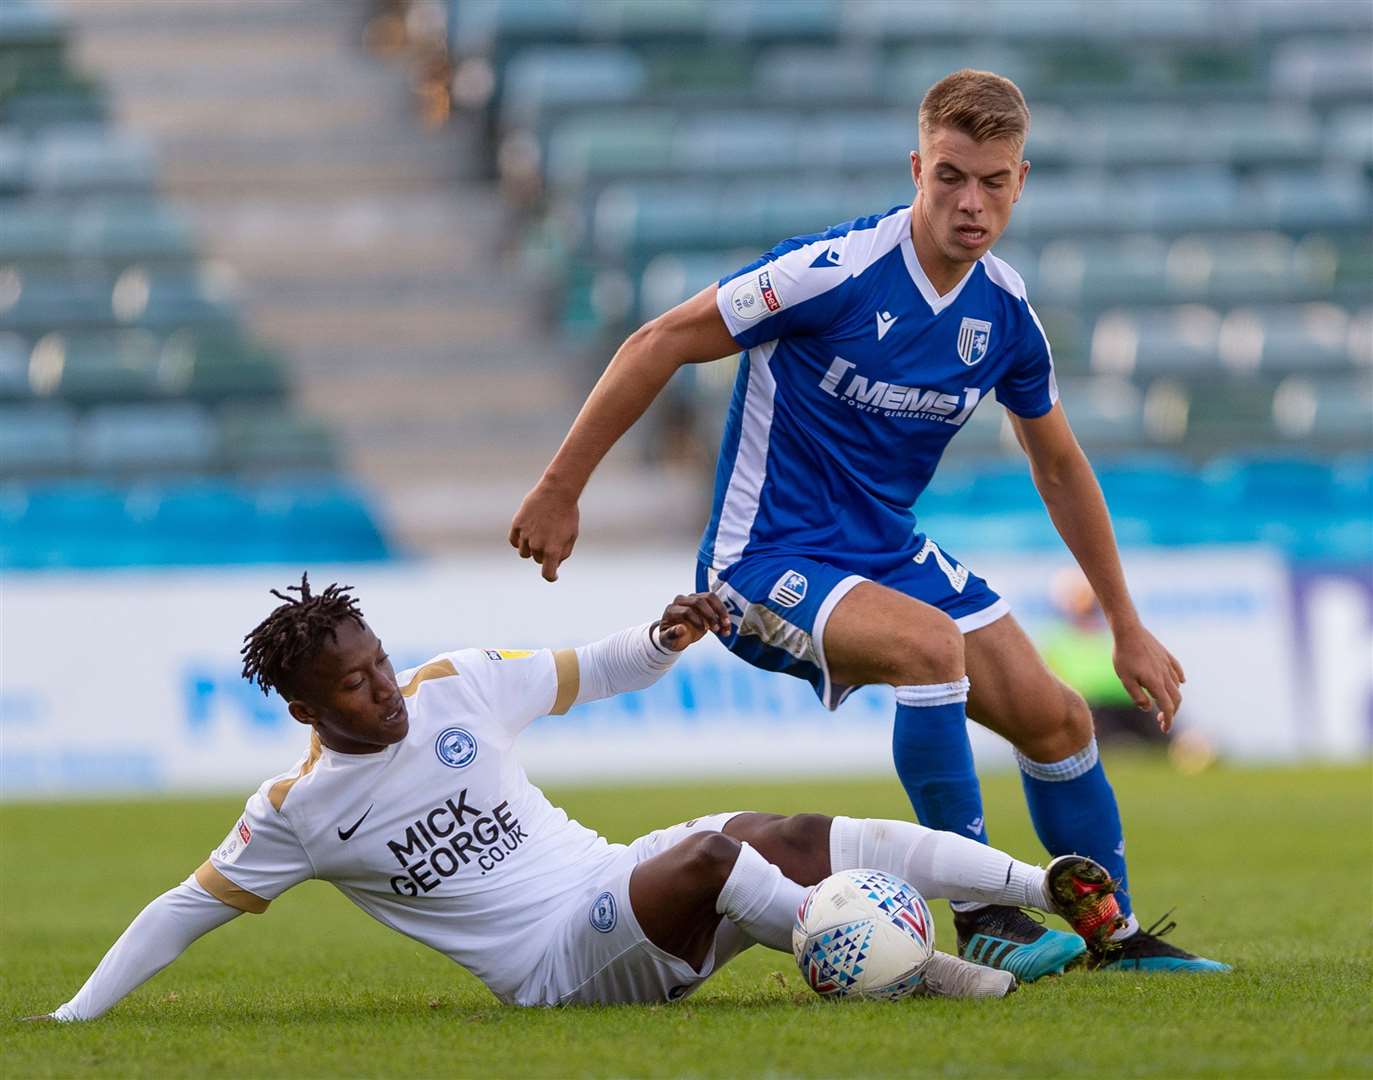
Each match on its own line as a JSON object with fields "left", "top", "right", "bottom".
{"left": 52, "top": 878, "right": 241, "bottom": 1021}
{"left": 715, "top": 235, "right": 852, "bottom": 348}
{"left": 196, "top": 787, "right": 314, "bottom": 912}
{"left": 469, "top": 625, "right": 678, "bottom": 739}
{"left": 994, "top": 301, "right": 1060, "bottom": 419}
{"left": 462, "top": 648, "right": 562, "bottom": 740}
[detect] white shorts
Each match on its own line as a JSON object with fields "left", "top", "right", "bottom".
{"left": 513, "top": 812, "right": 756, "bottom": 1006}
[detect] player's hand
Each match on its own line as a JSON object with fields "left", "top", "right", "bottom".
{"left": 1112, "top": 622, "right": 1185, "bottom": 733}
{"left": 509, "top": 480, "right": 580, "bottom": 583}
{"left": 656, "top": 592, "right": 732, "bottom": 651}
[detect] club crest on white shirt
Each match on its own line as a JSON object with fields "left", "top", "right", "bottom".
{"left": 435, "top": 727, "right": 478, "bottom": 769}
{"left": 957, "top": 317, "right": 992, "bottom": 366}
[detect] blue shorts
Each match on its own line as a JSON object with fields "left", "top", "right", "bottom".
{"left": 696, "top": 536, "right": 1009, "bottom": 710}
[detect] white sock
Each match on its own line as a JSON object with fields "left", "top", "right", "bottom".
{"left": 829, "top": 816, "right": 1051, "bottom": 911}
{"left": 1111, "top": 914, "right": 1140, "bottom": 941}
{"left": 714, "top": 841, "right": 807, "bottom": 952}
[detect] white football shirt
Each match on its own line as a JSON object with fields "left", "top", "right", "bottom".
{"left": 196, "top": 648, "right": 624, "bottom": 1003}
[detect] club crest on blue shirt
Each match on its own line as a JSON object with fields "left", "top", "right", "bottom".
{"left": 768, "top": 570, "right": 808, "bottom": 608}
{"left": 957, "top": 317, "right": 992, "bottom": 366}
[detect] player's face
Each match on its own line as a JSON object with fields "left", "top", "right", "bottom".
{"left": 911, "top": 127, "right": 1029, "bottom": 266}
{"left": 289, "top": 619, "right": 409, "bottom": 754}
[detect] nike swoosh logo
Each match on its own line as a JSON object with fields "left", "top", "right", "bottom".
{"left": 337, "top": 804, "right": 374, "bottom": 841}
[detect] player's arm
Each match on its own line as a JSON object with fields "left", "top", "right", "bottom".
{"left": 33, "top": 791, "right": 313, "bottom": 1022}
{"left": 1010, "top": 404, "right": 1186, "bottom": 730}
{"left": 28, "top": 877, "right": 244, "bottom": 1022}
{"left": 556, "top": 592, "right": 731, "bottom": 709}
{"left": 488, "top": 592, "right": 731, "bottom": 735}
{"left": 510, "top": 288, "right": 737, "bottom": 582}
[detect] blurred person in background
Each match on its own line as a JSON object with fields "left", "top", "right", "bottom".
{"left": 510, "top": 69, "right": 1228, "bottom": 976}
{"left": 1040, "top": 568, "right": 1166, "bottom": 746}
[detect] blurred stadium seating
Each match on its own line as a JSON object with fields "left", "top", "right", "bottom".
{"left": 0, "top": 0, "right": 389, "bottom": 567}
{"left": 4, "top": 0, "right": 1368, "bottom": 566}
{"left": 439, "top": 0, "right": 1371, "bottom": 559}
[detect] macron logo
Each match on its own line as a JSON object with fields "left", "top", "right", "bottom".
{"left": 876, "top": 310, "right": 898, "bottom": 341}
{"left": 809, "top": 246, "right": 842, "bottom": 269}
{"left": 966, "top": 817, "right": 984, "bottom": 837}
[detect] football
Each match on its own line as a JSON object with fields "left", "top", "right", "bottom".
{"left": 792, "top": 869, "right": 936, "bottom": 1000}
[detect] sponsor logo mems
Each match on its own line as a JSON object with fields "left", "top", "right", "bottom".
{"left": 387, "top": 789, "right": 528, "bottom": 895}
{"left": 818, "top": 357, "right": 981, "bottom": 425}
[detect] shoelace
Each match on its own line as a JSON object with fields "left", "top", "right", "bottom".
{"left": 1141, "top": 908, "right": 1178, "bottom": 939}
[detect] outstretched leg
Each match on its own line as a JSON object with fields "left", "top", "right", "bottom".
{"left": 724, "top": 813, "right": 1049, "bottom": 908}
{"left": 726, "top": 813, "right": 1122, "bottom": 949}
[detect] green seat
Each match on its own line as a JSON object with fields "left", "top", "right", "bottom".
{"left": 1327, "top": 106, "right": 1373, "bottom": 167}
{"left": 220, "top": 409, "right": 337, "bottom": 473}
{"left": 545, "top": 113, "right": 674, "bottom": 190}
{"left": 0, "top": 401, "right": 75, "bottom": 474}
{"left": 78, "top": 402, "right": 218, "bottom": 472}
{"left": 0, "top": 130, "right": 26, "bottom": 195}
{"left": 754, "top": 47, "right": 879, "bottom": 104}
{"left": 30, "top": 126, "right": 155, "bottom": 195}
{"left": 1271, "top": 376, "right": 1373, "bottom": 446}
{"left": 0, "top": 90, "right": 106, "bottom": 130}
{"left": 501, "top": 46, "right": 645, "bottom": 130}
{"left": 1090, "top": 305, "right": 1224, "bottom": 378}
{"left": 638, "top": 249, "right": 755, "bottom": 321}
{"left": 184, "top": 350, "right": 289, "bottom": 404}
{"left": 1038, "top": 236, "right": 1171, "bottom": 306}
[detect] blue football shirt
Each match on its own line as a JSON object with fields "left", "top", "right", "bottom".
{"left": 698, "top": 204, "right": 1057, "bottom": 575}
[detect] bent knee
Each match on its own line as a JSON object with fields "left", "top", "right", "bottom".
{"left": 679, "top": 831, "right": 742, "bottom": 883}
{"left": 1016, "top": 685, "right": 1095, "bottom": 762}
{"left": 773, "top": 813, "right": 831, "bottom": 851}
{"left": 893, "top": 612, "right": 964, "bottom": 684}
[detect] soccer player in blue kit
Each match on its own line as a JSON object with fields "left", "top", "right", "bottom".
{"left": 511, "top": 69, "right": 1227, "bottom": 976}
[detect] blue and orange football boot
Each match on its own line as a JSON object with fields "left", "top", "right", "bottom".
{"left": 1092, "top": 911, "right": 1232, "bottom": 973}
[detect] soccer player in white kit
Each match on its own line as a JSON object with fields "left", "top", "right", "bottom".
{"left": 32, "top": 575, "right": 1124, "bottom": 1020}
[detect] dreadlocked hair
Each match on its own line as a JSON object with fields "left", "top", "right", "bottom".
{"left": 241, "top": 572, "right": 366, "bottom": 699}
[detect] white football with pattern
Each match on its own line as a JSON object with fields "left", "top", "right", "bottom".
{"left": 792, "top": 869, "right": 936, "bottom": 1000}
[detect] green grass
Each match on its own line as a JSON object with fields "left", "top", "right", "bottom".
{"left": 3, "top": 757, "right": 1371, "bottom": 1079}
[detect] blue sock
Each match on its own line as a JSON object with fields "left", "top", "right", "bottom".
{"left": 1017, "top": 738, "right": 1135, "bottom": 920}
{"left": 892, "top": 679, "right": 989, "bottom": 846}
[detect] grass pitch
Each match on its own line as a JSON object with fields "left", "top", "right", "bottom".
{"left": 3, "top": 756, "right": 1370, "bottom": 1079}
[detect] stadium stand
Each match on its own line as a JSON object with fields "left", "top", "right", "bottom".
{"left": 438, "top": 0, "right": 1372, "bottom": 559}
{"left": 7, "top": 0, "right": 1366, "bottom": 565}
{"left": 0, "top": 0, "right": 388, "bottom": 567}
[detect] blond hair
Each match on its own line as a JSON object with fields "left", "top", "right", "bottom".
{"left": 918, "top": 69, "right": 1030, "bottom": 153}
